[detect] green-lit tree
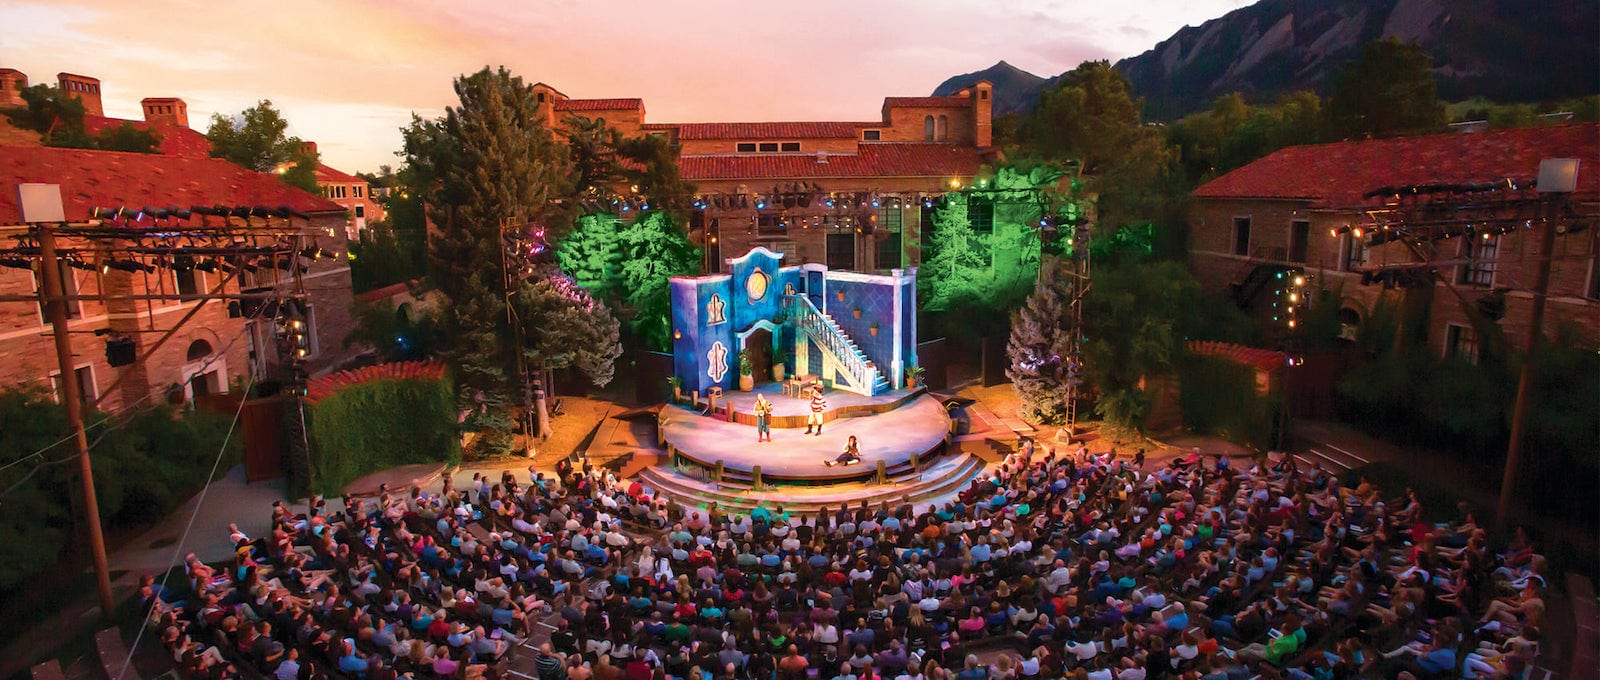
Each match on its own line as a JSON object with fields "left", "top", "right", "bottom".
{"left": 918, "top": 192, "right": 990, "bottom": 313}
{"left": 402, "top": 67, "right": 574, "bottom": 454}
{"left": 1007, "top": 261, "right": 1073, "bottom": 424}
{"left": 206, "top": 100, "right": 320, "bottom": 192}
{"left": 1327, "top": 38, "right": 1447, "bottom": 139}
{"left": 557, "top": 213, "right": 625, "bottom": 301}
{"left": 516, "top": 269, "right": 623, "bottom": 389}
{"left": 618, "top": 211, "right": 700, "bottom": 351}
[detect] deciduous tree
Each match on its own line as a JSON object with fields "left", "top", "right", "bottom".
{"left": 1327, "top": 38, "right": 1447, "bottom": 139}
{"left": 205, "top": 100, "right": 319, "bottom": 191}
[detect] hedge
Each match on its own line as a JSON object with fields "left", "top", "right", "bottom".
{"left": 1178, "top": 354, "right": 1281, "bottom": 451}
{"left": 304, "top": 365, "right": 459, "bottom": 496}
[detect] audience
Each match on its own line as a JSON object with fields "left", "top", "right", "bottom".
{"left": 144, "top": 445, "right": 1545, "bottom": 680}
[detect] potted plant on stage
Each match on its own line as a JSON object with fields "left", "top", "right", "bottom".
{"left": 773, "top": 361, "right": 786, "bottom": 382}
{"left": 667, "top": 376, "right": 683, "bottom": 404}
{"left": 738, "top": 349, "right": 755, "bottom": 392}
{"left": 852, "top": 307, "right": 862, "bottom": 319}
{"left": 904, "top": 365, "right": 925, "bottom": 390}
{"left": 869, "top": 322, "right": 880, "bottom": 337}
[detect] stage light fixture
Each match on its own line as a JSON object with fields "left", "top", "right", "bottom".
{"left": 194, "top": 259, "right": 219, "bottom": 273}
{"left": 0, "top": 256, "right": 32, "bottom": 269}
{"left": 251, "top": 206, "right": 273, "bottom": 218}
{"left": 231, "top": 206, "right": 253, "bottom": 219}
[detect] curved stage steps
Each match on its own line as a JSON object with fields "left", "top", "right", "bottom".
{"left": 636, "top": 452, "right": 988, "bottom": 515}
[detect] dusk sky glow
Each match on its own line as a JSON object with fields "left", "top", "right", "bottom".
{"left": 0, "top": 0, "right": 1255, "bottom": 172}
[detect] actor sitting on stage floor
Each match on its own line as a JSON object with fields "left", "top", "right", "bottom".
{"left": 825, "top": 435, "right": 862, "bottom": 466}
{"left": 804, "top": 386, "right": 827, "bottom": 435}
{"left": 754, "top": 393, "right": 773, "bottom": 442}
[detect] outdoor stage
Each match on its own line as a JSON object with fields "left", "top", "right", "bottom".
{"left": 658, "top": 383, "right": 951, "bottom": 483}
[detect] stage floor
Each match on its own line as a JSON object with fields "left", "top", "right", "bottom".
{"left": 660, "top": 393, "right": 951, "bottom": 481}
{"left": 721, "top": 383, "right": 910, "bottom": 417}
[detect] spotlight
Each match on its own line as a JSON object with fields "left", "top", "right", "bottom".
{"left": 755, "top": 201, "right": 766, "bottom": 210}
{"left": 195, "top": 259, "right": 219, "bottom": 273}
{"left": 167, "top": 205, "right": 193, "bottom": 220}
{"left": 300, "top": 246, "right": 324, "bottom": 260}
{"left": 0, "top": 256, "right": 32, "bottom": 269}
{"left": 172, "top": 255, "right": 197, "bottom": 271}
{"left": 231, "top": 206, "right": 253, "bottom": 219}
{"left": 67, "top": 259, "right": 98, "bottom": 271}
{"left": 90, "top": 206, "right": 121, "bottom": 220}
{"left": 143, "top": 205, "right": 166, "bottom": 220}
{"left": 1293, "top": 275, "right": 1305, "bottom": 286}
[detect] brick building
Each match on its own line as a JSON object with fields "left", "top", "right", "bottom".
{"left": 1189, "top": 124, "right": 1600, "bottom": 358}
{"left": 303, "top": 141, "right": 384, "bottom": 238}
{"left": 0, "top": 67, "right": 361, "bottom": 411}
{"left": 532, "top": 82, "right": 997, "bottom": 273}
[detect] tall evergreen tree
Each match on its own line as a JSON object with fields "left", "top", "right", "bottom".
{"left": 516, "top": 269, "right": 623, "bottom": 389}
{"left": 556, "top": 213, "right": 625, "bottom": 303}
{"left": 1327, "top": 39, "right": 1447, "bottom": 139}
{"left": 918, "top": 192, "right": 990, "bottom": 313}
{"left": 1007, "top": 261, "right": 1073, "bottom": 424}
{"left": 403, "top": 67, "right": 573, "bottom": 443}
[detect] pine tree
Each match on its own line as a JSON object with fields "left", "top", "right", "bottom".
{"left": 556, "top": 213, "right": 624, "bottom": 303}
{"left": 516, "top": 268, "right": 623, "bottom": 389}
{"left": 404, "top": 67, "right": 573, "bottom": 452}
{"left": 918, "top": 193, "right": 990, "bottom": 313}
{"left": 1007, "top": 261, "right": 1073, "bottom": 424}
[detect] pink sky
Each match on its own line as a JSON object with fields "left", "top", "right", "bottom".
{"left": 1, "top": 0, "right": 1254, "bottom": 172}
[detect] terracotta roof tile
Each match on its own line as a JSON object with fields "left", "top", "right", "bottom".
{"left": 553, "top": 98, "right": 643, "bottom": 112}
{"left": 674, "top": 122, "right": 870, "bottom": 140}
{"left": 305, "top": 360, "right": 448, "bottom": 403}
{"left": 1193, "top": 123, "right": 1600, "bottom": 208}
{"left": 315, "top": 163, "right": 363, "bottom": 184}
{"left": 678, "top": 143, "right": 984, "bottom": 181}
{"left": 1187, "top": 341, "right": 1288, "bottom": 373}
{"left": 884, "top": 96, "right": 968, "bottom": 108}
{"left": 0, "top": 144, "right": 344, "bottom": 223}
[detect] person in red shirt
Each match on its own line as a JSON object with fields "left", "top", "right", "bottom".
{"left": 624, "top": 647, "right": 654, "bottom": 680}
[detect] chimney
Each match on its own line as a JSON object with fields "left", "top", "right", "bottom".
{"left": 300, "top": 141, "right": 318, "bottom": 158}
{"left": 971, "top": 80, "right": 993, "bottom": 148}
{"left": 56, "top": 72, "right": 103, "bottom": 117}
{"left": 0, "top": 68, "right": 27, "bottom": 108}
{"left": 141, "top": 97, "right": 188, "bottom": 128}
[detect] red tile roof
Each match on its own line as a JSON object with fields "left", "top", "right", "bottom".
{"left": 315, "top": 163, "right": 363, "bottom": 184}
{"left": 305, "top": 360, "right": 447, "bottom": 404}
{"left": 1193, "top": 123, "right": 1600, "bottom": 208}
{"left": 673, "top": 122, "right": 870, "bottom": 141}
{"left": 884, "top": 96, "right": 968, "bottom": 108}
{"left": 553, "top": 98, "right": 643, "bottom": 112}
{"left": 82, "top": 115, "right": 213, "bottom": 157}
{"left": 1187, "top": 341, "right": 1288, "bottom": 374}
{"left": 0, "top": 144, "right": 344, "bottom": 223}
{"left": 677, "top": 143, "right": 984, "bottom": 181}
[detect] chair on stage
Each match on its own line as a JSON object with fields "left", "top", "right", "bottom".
{"left": 784, "top": 374, "right": 819, "bottom": 397}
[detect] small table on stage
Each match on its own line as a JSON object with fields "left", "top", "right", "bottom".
{"left": 785, "top": 374, "right": 819, "bottom": 397}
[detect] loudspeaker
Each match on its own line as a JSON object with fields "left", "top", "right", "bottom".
{"left": 106, "top": 337, "right": 137, "bottom": 367}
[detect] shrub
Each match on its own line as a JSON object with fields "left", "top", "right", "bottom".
{"left": 304, "top": 371, "right": 459, "bottom": 496}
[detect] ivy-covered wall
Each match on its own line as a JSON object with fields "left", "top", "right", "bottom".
{"left": 304, "top": 371, "right": 459, "bottom": 496}
{"left": 1178, "top": 354, "right": 1281, "bottom": 451}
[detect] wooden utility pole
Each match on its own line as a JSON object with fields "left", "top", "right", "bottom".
{"left": 1497, "top": 194, "right": 1560, "bottom": 531}
{"left": 37, "top": 223, "right": 116, "bottom": 618}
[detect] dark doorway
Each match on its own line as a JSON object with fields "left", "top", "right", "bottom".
{"left": 746, "top": 328, "right": 773, "bottom": 383}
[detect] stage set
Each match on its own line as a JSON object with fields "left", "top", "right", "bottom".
{"left": 644, "top": 248, "right": 981, "bottom": 511}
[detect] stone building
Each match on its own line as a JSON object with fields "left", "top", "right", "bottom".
{"left": 0, "top": 67, "right": 360, "bottom": 411}
{"left": 1189, "top": 123, "right": 1599, "bottom": 359}
{"left": 531, "top": 81, "right": 998, "bottom": 274}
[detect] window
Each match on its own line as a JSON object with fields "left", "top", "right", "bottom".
{"left": 1457, "top": 234, "right": 1498, "bottom": 286}
{"left": 1288, "top": 220, "right": 1310, "bottom": 263}
{"left": 354, "top": 185, "right": 363, "bottom": 198}
{"left": 176, "top": 269, "right": 201, "bottom": 296}
{"left": 758, "top": 142, "right": 779, "bottom": 153}
{"left": 37, "top": 260, "right": 82, "bottom": 320}
{"left": 862, "top": 130, "right": 881, "bottom": 141}
{"left": 968, "top": 197, "right": 994, "bottom": 235}
{"left": 355, "top": 205, "right": 365, "bottom": 219}
{"left": 826, "top": 232, "right": 855, "bottom": 271}
{"left": 924, "top": 116, "right": 935, "bottom": 141}
{"left": 736, "top": 142, "right": 757, "bottom": 153}
{"left": 1445, "top": 323, "right": 1480, "bottom": 364}
{"left": 936, "top": 115, "right": 948, "bottom": 141}
{"left": 1341, "top": 234, "right": 1368, "bottom": 272}
{"left": 537, "top": 92, "right": 546, "bottom": 103}
{"left": 50, "top": 365, "right": 96, "bottom": 408}
{"left": 980, "top": 90, "right": 989, "bottom": 100}
{"left": 876, "top": 206, "right": 904, "bottom": 270}
{"left": 780, "top": 142, "right": 800, "bottom": 152}
{"left": 1232, "top": 217, "right": 1252, "bottom": 257}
